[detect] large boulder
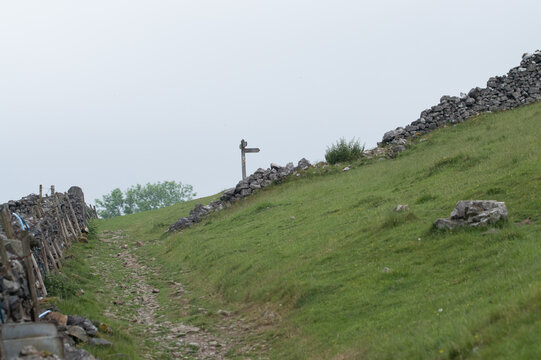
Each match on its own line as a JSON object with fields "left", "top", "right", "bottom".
{"left": 434, "top": 200, "right": 508, "bottom": 230}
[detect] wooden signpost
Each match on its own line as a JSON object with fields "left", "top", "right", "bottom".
{"left": 239, "top": 139, "right": 260, "bottom": 180}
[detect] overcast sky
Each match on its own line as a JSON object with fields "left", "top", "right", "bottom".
{"left": 1, "top": 0, "right": 540, "bottom": 205}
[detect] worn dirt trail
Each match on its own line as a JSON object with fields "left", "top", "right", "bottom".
{"left": 91, "top": 230, "right": 267, "bottom": 359}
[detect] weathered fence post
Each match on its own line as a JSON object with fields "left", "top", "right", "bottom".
{"left": 1, "top": 205, "right": 16, "bottom": 239}
{"left": 31, "top": 254, "right": 47, "bottom": 297}
{"left": 0, "top": 232, "right": 11, "bottom": 278}
{"left": 43, "top": 228, "right": 60, "bottom": 272}
{"left": 21, "top": 231, "right": 40, "bottom": 321}
{"left": 53, "top": 194, "right": 69, "bottom": 245}
{"left": 64, "top": 194, "right": 81, "bottom": 237}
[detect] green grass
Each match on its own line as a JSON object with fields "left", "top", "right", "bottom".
{"left": 61, "top": 102, "right": 541, "bottom": 359}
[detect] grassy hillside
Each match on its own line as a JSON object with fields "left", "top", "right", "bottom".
{"left": 64, "top": 102, "right": 540, "bottom": 359}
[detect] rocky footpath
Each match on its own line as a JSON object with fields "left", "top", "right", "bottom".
{"left": 168, "top": 158, "right": 311, "bottom": 232}
{"left": 91, "top": 229, "right": 268, "bottom": 359}
{"left": 381, "top": 50, "right": 541, "bottom": 151}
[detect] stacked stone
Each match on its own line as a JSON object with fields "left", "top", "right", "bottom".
{"left": 0, "top": 186, "right": 95, "bottom": 323}
{"left": 381, "top": 50, "right": 541, "bottom": 149}
{"left": 168, "top": 158, "right": 311, "bottom": 232}
{"left": 0, "top": 253, "right": 32, "bottom": 323}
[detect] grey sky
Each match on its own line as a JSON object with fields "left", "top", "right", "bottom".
{"left": 1, "top": 1, "right": 540, "bottom": 205}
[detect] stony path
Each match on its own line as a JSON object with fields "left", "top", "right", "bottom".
{"left": 91, "top": 230, "right": 254, "bottom": 359}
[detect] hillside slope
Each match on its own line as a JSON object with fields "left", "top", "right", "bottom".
{"left": 70, "top": 102, "right": 540, "bottom": 359}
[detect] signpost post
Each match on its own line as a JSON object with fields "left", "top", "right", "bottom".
{"left": 239, "top": 139, "right": 260, "bottom": 180}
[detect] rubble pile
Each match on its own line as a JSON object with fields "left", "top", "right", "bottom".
{"left": 168, "top": 158, "right": 311, "bottom": 232}
{"left": 381, "top": 51, "right": 541, "bottom": 152}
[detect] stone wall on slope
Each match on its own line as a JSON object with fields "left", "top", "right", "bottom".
{"left": 381, "top": 50, "right": 541, "bottom": 151}
{"left": 168, "top": 159, "right": 311, "bottom": 232}
{"left": 0, "top": 186, "right": 96, "bottom": 323}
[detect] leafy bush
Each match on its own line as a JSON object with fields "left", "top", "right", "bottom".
{"left": 325, "top": 138, "right": 364, "bottom": 164}
{"left": 87, "top": 219, "right": 99, "bottom": 241}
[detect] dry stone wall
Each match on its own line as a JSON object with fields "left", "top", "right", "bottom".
{"left": 0, "top": 186, "right": 96, "bottom": 323}
{"left": 169, "top": 51, "right": 541, "bottom": 232}
{"left": 381, "top": 50, "right": 541, "bottom": 150}
{"left": 168, "top": 158, "right": 311, "bottom": 232}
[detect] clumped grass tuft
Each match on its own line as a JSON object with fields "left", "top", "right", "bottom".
{"left": 325, "top": 137, "right": 364, "bottom": 164}
{"left": 485, "top": 187, "right": 505, "bottom": 196}
{"left": 415, "top": 194, "right": 438, "bottom": 204}
{"left": 86, "top": 219, "right": 99, "bottom": 241}
{"left": 44, "top": 273, "right": 79, "bottom": 299}
{"left": 380, "top": 210, "right": 418, "bottom": 229}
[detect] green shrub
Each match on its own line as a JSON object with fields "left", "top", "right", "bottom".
{"left": 44, "top": 273, "right": 79, "bottom": 299}
{"left": 87, "top": 219, "right": 99, "bottom": 241}
{"left": 325, "top": 138, "right": 364, "bottom": 164}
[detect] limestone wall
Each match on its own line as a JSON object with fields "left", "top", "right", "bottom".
{"left": 381, "top": 50, "right": 541, "bottom": 151}
{"left": 0, "top": 186, "right": 96, "bottom": 323}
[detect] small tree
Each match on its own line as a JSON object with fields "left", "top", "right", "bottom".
{"left": 325, "top": 138, "right": 364, "bottom": 164}
{"left": 95, "top": 181, "right": 196, "bottom": 218}
{"left": 124, "top": 181, "right": 195, "bottom": 213}
{"left": 95, "top": 188, "right": 124, "bottom": 219}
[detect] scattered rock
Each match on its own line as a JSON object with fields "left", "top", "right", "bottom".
{"left": 217, "top": 309, "right": 231, "bottom": 317}
{"left": 64, "top": 343, "right": 97, "bottom": 360}
{"left": 98, "top": 323, "right": 113, "bottom": 335}
{"left": 171, "top": 324, "right": 201, "bottom": 334}
{"left": 87, "top": 338, "right": 113, "bottom": 347}
{"left": 67, "top": 325, "right": 89, "bottom": 343}
{"left": 434, "top": 200, "right": 508, "bottom": 230}
{"left": 383, "top": 267, "right": 391, "bottom": 273}
{"left": 482, "top": 228, "right": 500, "bottom": 236}
{"left": 45, "top": 311, "right": 68, "bottom": 326}
{"left": 518, "top": 218, "right": 535, "bottom": 225}
{"left": 67, "top": 315, "right": 98, "bottom": 337}
{"left": 394, "top": 204, "right": 409, "bottom": 212}
{"left": 343, "top": 166, "right": 351, "bottom": 171}
{"left": 19, "top": 345, "right": 39, "bottom": 356}
{"left": 152, "top": 288, "right": 160, "bottom": 294}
